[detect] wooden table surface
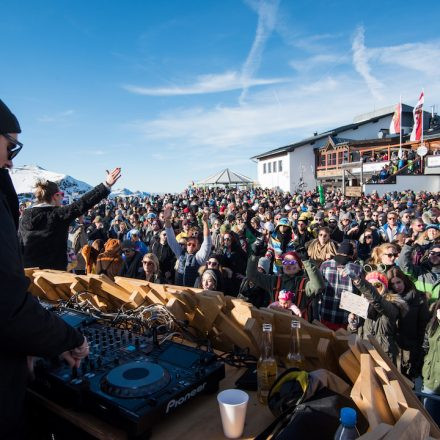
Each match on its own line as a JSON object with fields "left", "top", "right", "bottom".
{"left": 29, "top": 363, "right": 275, "bottom": 440}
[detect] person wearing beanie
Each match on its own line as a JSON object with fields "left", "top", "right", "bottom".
{"left": 292, "top": 216, "right": 314, "bottom": 249}
{"left": 265, "top": 217, "right": 296, "bottom": 275}
{"left": 327, "top": 215, "right": 344, "bottom": 243}
{"left": 268, "top": 289, "right": 302, "bottom": 316}
{"left": 0, "top": 100, "right": 90, "bottom": 439}
{"left": 345, "top": 266, "right": 408, "bottom": 363}
{"left": 247, "top": 245, "right": 324, "bottom": 321}
{"left": 200, "top": 268, "right": 220, "bottom": 291}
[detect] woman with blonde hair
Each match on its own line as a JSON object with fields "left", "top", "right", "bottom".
{"left": 141, "top": 253, "right": 164, "bottom": 284}
{"left": 367, "top": 242, "right": 400, "bottom": 271}
{"left": 18, "top": 168, "right": 121, "bottom": 270}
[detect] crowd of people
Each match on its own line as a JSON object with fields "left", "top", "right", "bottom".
{"left": 31, "top": 181, "right": 437, "bottom": 424}
{"left": 1, "top": 97, "right": 440, "bottom": 437}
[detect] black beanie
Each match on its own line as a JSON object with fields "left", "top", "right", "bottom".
{"left": 338, "top": 240, "right": 354, "bottom": 256}
{"left": 0, "top": 99, "right": 21, "bottom": 133}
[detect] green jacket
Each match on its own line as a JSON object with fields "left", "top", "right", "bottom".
{"left": 422, "top": 324, "right": 440, "bottom": 393}
{"left": 397, "top": 244, "right": 440, "bottom": 303}
{"left": 356, "top": 279, "right": 408, "bottom": 363}
{"left": 246, "top": 255, "right": 324, "bottom": 304}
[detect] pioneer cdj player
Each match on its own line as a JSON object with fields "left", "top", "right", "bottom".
{"left": 30, "top": 307, "right": 225, "bottom": 438}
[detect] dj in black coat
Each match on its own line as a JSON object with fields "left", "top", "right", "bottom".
{"left": 0, "top": 169, "right": 85, "bottom": 439}
{"left": 18, "top": 183, "right": 110, "bottom": 270}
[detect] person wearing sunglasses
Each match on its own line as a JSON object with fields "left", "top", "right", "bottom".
{"left": 0, "top": 99, "right": 91, "bottom": 438}
{"left": 141, "top": 253, "right": 163, "bottom": 284}
{"left": 117, "top": 240, "right": 144, "bottom": 279}
{"left": 163, "top": 204, "right": 211, "bottom": 287}
{"left": 18, "top": 166, "right": 122, "bottom": 270}
{"left": 345, "top": 268, "right": 408, "bottom": 365}
{"left": 151, "top": 230, "right": 176, "bottom": 283}
{"left": 247, "top": 243, "right": 324, "bottom": 321}
{"left": 357, "top": 227, "right": 381, "bottom": 263}
{"left": 379, "top": 210, "right": 408, "bottom": 243}
{"left": 368, "top": 242, "right": 400, "bottom": 272}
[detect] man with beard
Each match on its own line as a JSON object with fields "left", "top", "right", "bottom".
{"left": 292, "top": 216, "right": 313, "bottom": 249}
{"left": 328, "top": 215, "right": 344, "bottom": 243}
{"left": 265, "top": 218, "right": 296, "bottom": 275}
{"left": 151, "top": 229, "right": 176, "bottom": 283}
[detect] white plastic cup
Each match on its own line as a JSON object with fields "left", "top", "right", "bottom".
{"left": 217, "top": 389, "right": 249, "bottom": 439}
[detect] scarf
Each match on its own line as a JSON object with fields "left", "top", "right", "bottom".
{"left": 307, "top": 239, "right": 338, "bottom": 265}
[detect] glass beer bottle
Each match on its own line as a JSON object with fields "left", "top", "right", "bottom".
{"left": 286, "top": 320, "right": 303, "bottom": 369}
{"left": 257, "top": 323, "right": 278, "bottom": 404}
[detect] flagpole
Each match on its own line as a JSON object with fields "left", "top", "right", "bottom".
{"left": 421, "top": 88, "right": 424, "bottom": 144}
{"left": 421, "top": 89, "right": 425, "bottom": 175}
{"left": 399, "top": 95, "right": 402, "bottom": 159}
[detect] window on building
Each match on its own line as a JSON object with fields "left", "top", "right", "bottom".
{"left": 268, "top": 162, "right": 272, "bottom": 173}
{"left": 263, "top": 163, "right": 266, "bottom": 174}
{"left": 278, "top": 160, "right": 283, "bottom": 172}
{"left": 273, "top": 161, "right": 277, "bottom": 172}
{"left": 320, "top": 154, "right": 326, "bottom": 166}
{"left": 331, "top": 153, "right": 337, "bottom": 166}
{"left": 338, "top": 151, "right": 344, "bottom": 164}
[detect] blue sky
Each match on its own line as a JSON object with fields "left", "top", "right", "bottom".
{"left": 2, "top": 0, "right": 440, "bottom": 192}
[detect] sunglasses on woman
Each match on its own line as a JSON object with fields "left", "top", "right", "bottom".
{"left": 384, "top": 253, "right": 399, "bottom": 258}
{"left": 282, "top": 259, "right": 298, "bottom": 266}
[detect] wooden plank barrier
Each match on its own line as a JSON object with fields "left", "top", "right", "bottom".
{"left": 27, "top": 270, "right": 440, "bottom": 439}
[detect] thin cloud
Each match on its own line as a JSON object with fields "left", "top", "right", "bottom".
{"left": 369, "top": 41, "right": 440, "bottom": 77}
{"left": 123, "top": 71, "right": 287, "bottom": 96}
{"left": 352, "top": 25, "right": 384, "bottom": 101}
{"left": 240, "top": 0, "right": 280, "bottom": 104}
{"left": 37, "top": 109, "right": 75, "bottom": 123}
{"left": 290, "top": 54, "right": 349, "bottom": 72}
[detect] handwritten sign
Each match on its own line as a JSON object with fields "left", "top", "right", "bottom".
{"left": 339, "top": 290, "right": 369, "bottom": 319}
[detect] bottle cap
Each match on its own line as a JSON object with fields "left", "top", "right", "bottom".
{"left": 340, "top": 407, "right": 357, "bottom": 427}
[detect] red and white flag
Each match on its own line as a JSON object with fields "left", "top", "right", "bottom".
{"left": 389, "top": 102, "right": 401, "bottom": 135}
{"left": 410, "top": 91, "right": 424, "bottom": 141}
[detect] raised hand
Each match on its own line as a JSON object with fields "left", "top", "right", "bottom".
{"left": 105, "top": 168, "right": 122, "bottom": 187}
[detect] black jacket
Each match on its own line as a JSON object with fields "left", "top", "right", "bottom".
{"left": 117, "top": 251, "right": 144, "bottom": 279}
{"left": 18, "top": 183, "right": 110, "bottom": 270}
{"left": 0, "top": 169, "right": 84, "bottom": 439}
{"left": 151, "top": 241, "right": 176, "bottom": 277}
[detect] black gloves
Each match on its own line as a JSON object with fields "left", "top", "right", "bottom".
{"left": 251, "top": 238, "right": 266, "bottom": 257}
{"left": 296, "top": 247, "right": 309, "bottom": 262}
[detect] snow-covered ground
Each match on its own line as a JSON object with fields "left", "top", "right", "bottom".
{"left": 9, "top": 165, "right": 151, "bottom": 199}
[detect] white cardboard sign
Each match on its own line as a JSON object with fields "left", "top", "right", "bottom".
{"left": 339, "top": 290, "right": 370, "bottom": 319}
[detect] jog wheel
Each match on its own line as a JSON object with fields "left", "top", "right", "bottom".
{"left": 101, "top": 360, "right": 171, "bottom": 398}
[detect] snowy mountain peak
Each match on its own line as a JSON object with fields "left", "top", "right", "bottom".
{"left": 10, "top": 164, "right": 93, "bottom": 196}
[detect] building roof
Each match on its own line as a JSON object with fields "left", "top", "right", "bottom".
{"left": 251, "top": 104, "right": 414, "bottom": 160}
{"left": 197, "top": 168, "right": 253, "bottom": 185}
